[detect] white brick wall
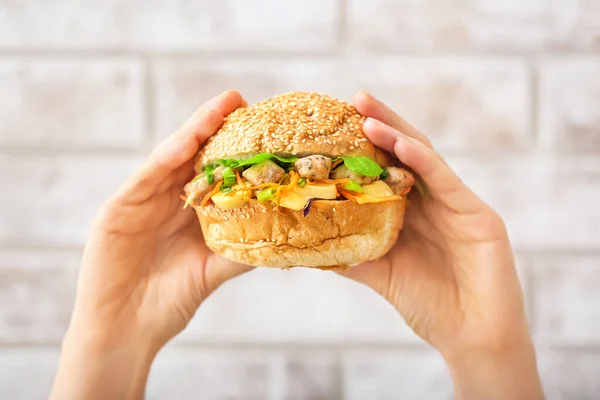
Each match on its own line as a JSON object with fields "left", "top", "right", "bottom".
{"left": 1, "top": 0, "right": 599, "bottom": 399}
{"left": 0, "top": 58, "right": 145, "bottom": 148}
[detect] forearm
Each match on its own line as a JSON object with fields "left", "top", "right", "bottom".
{"left": 443, "top": 339, "right": 544, "bottom": 400}
{"left": 51, "top": 326, "right": 156, "bottom": 400}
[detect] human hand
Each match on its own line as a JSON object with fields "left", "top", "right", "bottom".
{"left": 52, "top": 90, "right": 251, "bottom": 400}
{"left": 339, "top": 91, "right": 543, "bottom": 399}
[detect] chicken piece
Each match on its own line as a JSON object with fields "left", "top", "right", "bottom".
{"left": 331, "top": 164, "right": 376, "bottom": 185}
{"left": 242, "top": 160, "right": 285, "bottom": 186}
{"left": 384, "top": 167, "right": 415, "bottom": 194}
{"left": 183, "top": 166, "right": 225, "bottom": 205}
{"left": 212, "top": 165, "right": 225, "bottom": 182}
{"left": 294, "top": 155, "right": 332, "bottom": 180}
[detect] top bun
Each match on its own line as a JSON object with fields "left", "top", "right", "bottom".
{"left": 194, "top": 91, "right": 393, "bottom": 173}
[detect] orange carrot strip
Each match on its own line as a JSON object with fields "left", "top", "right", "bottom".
{"left": 235, "top": 170, "right": 244, "bottom": 186}
{"left": 200, "top": 181, "right": 222, "bottom": 206}
{"left": 337, "top": 187, "right": 359, "bottom": 203}
{"left": 275, "top": 185, "right": 285, "bottom": 214}
{"left": 331, "top": 159, "right": 343, "bottom": 169}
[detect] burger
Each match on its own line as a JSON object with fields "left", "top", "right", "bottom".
{"left": 182, "top": 92, "right": 415, "bottom": 269}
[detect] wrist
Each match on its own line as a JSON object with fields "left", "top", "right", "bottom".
{"left": 51, "top": 323, "right": 158, "bottom": 400}
{"left": 441, "top": 337, "right": 543, "bottom": 400}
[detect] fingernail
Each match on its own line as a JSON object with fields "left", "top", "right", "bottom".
{"left": 358, "top": 89, "right": 375, "bottom": 100}
{"left": 364, "top": 117, "right": 390, "bottom": 130}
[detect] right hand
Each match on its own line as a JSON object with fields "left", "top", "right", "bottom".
{"left": 339, "top": 91, "right": 543, "bottom": 399}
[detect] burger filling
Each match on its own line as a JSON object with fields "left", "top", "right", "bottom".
{"left": 183, "top": 153, "right": 414, "bottom": 212}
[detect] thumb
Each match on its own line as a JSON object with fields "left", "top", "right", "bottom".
{"left": 201, "top": 254, "right": 254, "bottom": 298}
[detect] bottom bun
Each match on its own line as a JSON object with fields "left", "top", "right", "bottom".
{"left": 194, "top": 197, "right": 407, "bottom": 269}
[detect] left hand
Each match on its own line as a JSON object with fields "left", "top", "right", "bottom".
{"left": 70, "top": 90, "right": 251, "bottom": 349}
{"left": 52, "top": 90, "right": 252, "bottom": 400}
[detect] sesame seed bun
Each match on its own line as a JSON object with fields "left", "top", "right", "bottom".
{"left": 195, "top": 198, "right": 406, "bottom": 269}
{"left": 194, "top": 91, "right": 394, "bottom": 171}
{"left": 189, "top": 91, "right": 408, "bottom": 269}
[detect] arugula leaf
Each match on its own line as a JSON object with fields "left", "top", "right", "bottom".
{"left": 338, "top": 156, "right": 383, "bottom": 177}
{"left": 217, "top": 153, "right": 298, "bottom": 169}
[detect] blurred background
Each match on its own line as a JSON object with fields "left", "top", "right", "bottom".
{"left": 0, "top": 1, "right": 599, "bottom": 399}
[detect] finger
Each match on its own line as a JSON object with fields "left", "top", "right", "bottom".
{"left": 354, "top": 90, "right": 433, "bottom": 149}
{"left": 115, "top": 90, "right": 246, "bottom": 203}
{"left": 204, "top": 254, "right": 254, "bottom": 295}
{"left": 113, "top": 109, "right": 225, "bottom": 204}
{"left": 147, "top": 89, "right": 245, "bottom": 179}
{"left": 337, "top": 260, "right": 391, "bottom": 300}
{"left": 172, "top": 89, "right": 246, "bottom": 143}
{"left": 364, "top": 118, "right": 482, "bottom": 213}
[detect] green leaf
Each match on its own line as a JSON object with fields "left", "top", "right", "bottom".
{"left": 343, "top": 179, "right": 363, "bottom": 193}
{"left": 257, "top": 187, "right": 277, "bottom": 202}
{"left": 191, "top": 164, "right": 217, "bottom": 183}
{"left": 217, "top": 153, "right": 298, "bottom": 169}
{"left": 338, "top": 156, "right": 383, "bottom": 177}
{"left": 380, "top": 168, "right": 390, "bottom": 180}
{"left": 206, "top": 173, "right": 215, "bottom": 185}
{"left": 222, "top": 167, "right": 236, "bottom": 186}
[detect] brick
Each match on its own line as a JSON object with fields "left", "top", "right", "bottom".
{"left": 532, "top": 256, "right": 600, "bottom": 345}
{"left": 351, "top": 58, "right": 531, "bottom": 151}
{"left": 130, "top": 0, "right": 339, "bottom": 52}
{"left": 0, "top": 1, "right": 338, "bottom": 51}
{"left": 174, "top": 267, "right": 420, "bottom": 344}
{"left": 151, "top": 59, "right": 348, "bottom": 142}
{"left": 539, "top": 57, "right": 600, "bottom": 152}
{"left": 0, "top": 347, "right": 60, "bottom": 399}
{"left": 147, "top": 347, "right": 270, "bottom": 400}
{"left": 151, "top": 58, "right": 530, "bottom": 151}
{"left": 537, "top": 349, "right": 600, "bottom": 400}
{"left": 0, "top": 251, "right": 80, "bottom": 344}
{"left": 446, "top": 155, "right": 600, "bottom": 250}
{"left": 0, "top": 58, "right": 144, "bottom": 148}
{"left": 0, "top": 1, "right": 126, "bottom": 49}
{"left": 348, "top": 0, "right": 600, "bottom": 51}
{"left": 342, "top": 348, "right": 453, "bottom": 400}
{"left": 0, "top": 155, "right": 142, "bottom": 246}
{"left": 279, "top": 351, "right": 339, "bottom": 400}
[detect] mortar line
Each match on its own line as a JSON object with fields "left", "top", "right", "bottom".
{"left": 0, "top": 341, "right": 431, "bottom": 350}
{"left": 529, "top": 59, "right": 540, "bottom": 151}
{"left": 0, "top": 48, "right": 599, "bottom": 59}
{"left": 523, "top": 254, "right": 537, "bottom": 337}
{"left": 1, "top": 244, "right": 600, "bottom": 258}
{"left": 0, "top": 147, "right": 149, "bottom": 156}
{"left": 4, "top": 341, "right": 600, "bottom": 351}
{"left": 141, "top": 54, "right": 156, "bottom": 147}
{"left": 337, "top": 0, "right": 348, "bottom": 59}
{"left": 2, "top": 147, "right": 593, "bottom": 157}
{"left": 335, "top": 346, "right": 345, "bottom": 400}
